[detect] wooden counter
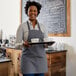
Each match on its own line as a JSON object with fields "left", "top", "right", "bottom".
{"left": 46, "top": 50, "right": 67, "bottom": 76}
{"left": 0, "top": 57, "right": 11, "bottom": 76}
{"left": 6, "top": 48, "right": 67, "bottom": 76}
{"left": 6, "top": 48, "right": 22, "bottom": 76}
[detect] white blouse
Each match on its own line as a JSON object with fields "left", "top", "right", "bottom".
{"left": 15, "top": 20, "right": 48, "bottom": 49}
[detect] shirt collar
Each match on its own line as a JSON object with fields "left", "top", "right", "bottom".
{"left": 27, "top": 20, "right": 32, "bottom": 25}
{"left": 27, "top": 19, "right": 39, "bottom": 25}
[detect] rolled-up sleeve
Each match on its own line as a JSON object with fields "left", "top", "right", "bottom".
{"left": 15, "top": 25, "right": 24, "bottom": 49}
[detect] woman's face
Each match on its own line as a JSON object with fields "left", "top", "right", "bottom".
{"left": 28, "top": 5, "right": 38, "bottom": 21}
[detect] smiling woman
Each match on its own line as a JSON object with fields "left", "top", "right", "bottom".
{"left": 16, "top": 1, "right": 48, "bottom": 76}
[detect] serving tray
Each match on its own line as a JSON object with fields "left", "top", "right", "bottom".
{"left": 29, "top": 41, "right": 55, "bottom": 46}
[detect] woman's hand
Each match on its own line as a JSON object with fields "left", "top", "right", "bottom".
{"left": 44, "top": 44, "right": 48, "bottom": 48}
{"left": 23, "top": 41, "right": 30, "bottom": 47}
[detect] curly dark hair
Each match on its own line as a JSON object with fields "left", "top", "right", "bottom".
{"left": 24, "top": 1, "right": 42, "bottom": 16}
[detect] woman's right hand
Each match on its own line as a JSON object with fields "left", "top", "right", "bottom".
{"left": 23, "top": 41, "right": 30, "bottom": 47}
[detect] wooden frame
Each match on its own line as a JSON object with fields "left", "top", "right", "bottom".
{"left": 48, "top": 0, "right": 70, "bottom": 37}
{"left": 20, "top": 0, "right": 70, "bottom": 37}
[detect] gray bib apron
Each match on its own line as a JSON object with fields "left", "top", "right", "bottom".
{"left": 21, "top": 21, "right": 48, "bottom": 74}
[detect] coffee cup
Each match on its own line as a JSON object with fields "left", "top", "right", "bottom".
{"left": 31, "top": 38, "right": 39, "bottom": 43}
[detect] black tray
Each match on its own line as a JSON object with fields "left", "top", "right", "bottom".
{"left": 29, "top": 41, "right": 55, "bottom": 46}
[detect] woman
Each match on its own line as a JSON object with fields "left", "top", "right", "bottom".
{"left": 16, "top": 1, "right": 48, "bottom": 76}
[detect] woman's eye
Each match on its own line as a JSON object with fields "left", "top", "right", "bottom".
{"left": 34, "top": 10, "right": 37, "bottom": 12}
{"left": 29, "top": 10, "right": 37, "bottom": 12}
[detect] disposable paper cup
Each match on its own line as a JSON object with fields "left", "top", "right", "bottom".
{"left": 31, "top": 38, "right": 39, "bottom": 43}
